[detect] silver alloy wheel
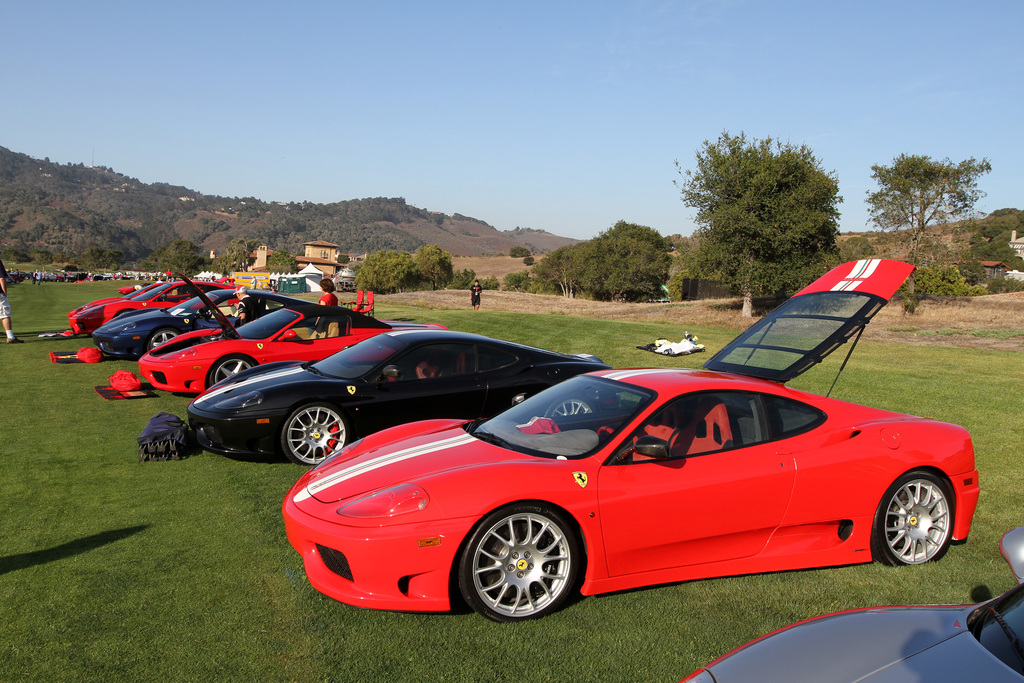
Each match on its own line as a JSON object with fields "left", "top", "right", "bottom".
{"left": 211, "top": 357, "right": 253, "bottom": 383}
{"left": 549, "top": 399, "right": 593, "bottom": 417}
{"left": 468, "top": 509, "right": 575, "bottom": 619}
{"left": 148, "top": 328, "right": 179, "bottom": 350}
{"left": 283, "top": 404, "right": 345, "bottom": 465}
{"left": 880, "top": 477, "right": 951, "bottom": 564}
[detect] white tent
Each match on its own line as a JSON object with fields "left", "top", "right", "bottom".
{"left": 298, "top": 264, "right": 324, "bottom": 293}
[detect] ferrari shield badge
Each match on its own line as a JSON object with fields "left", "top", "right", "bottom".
{"left": 257, "top": 343, "right": 264, "bottom": 350}
{"left": 183, "top": 318, "right": 190, "bottom": 324}
{"left": 347, "top": 385, "right": 356, "bottom": 395}
{"left": 572, "top": 472, "right": 588, "bottom": 488}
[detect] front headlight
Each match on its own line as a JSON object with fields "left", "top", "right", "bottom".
{"left": 337, "top": 483, "right": 429, "bottom": 519}
{"left": 216, "top": 390, "right": 263, "bottom": 409}
{"left": 122, "top": 321, "right": 138, "bottom": 331}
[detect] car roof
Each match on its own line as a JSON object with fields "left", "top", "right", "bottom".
{"left": 702, "top": 259, "right": 914, "bottom": 383}
{"left": 381, "top": 328, "right": 599, "bottom": 359}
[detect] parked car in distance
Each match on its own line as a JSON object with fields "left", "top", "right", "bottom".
{"left": 67, "top": 280, "right": 225, "bottom": 335}
{"left": 91, "top": 289, "right": 305, "bottom": 358}
{"left": 139, "top": 305, "right": 446, "bottom": 394}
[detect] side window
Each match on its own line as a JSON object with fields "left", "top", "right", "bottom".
{"left": 311, "top": 316, "right": 349, "bottom": 339}
{"left": 265, "top": 298, "right": 287, "bottom": 313}
{"left": 630, "top": 392, "right": 768, "bottom": 461}
{"left": 394, "top": 343, "right": 475, "bottom": 381}
{"left": 763, "top": 395, "right": 825, "bottom": 439}
{"left": 477, "top": 345, "right": 517, "bottom": 373}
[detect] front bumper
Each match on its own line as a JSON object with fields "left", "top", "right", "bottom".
{"left": 282, "top": 486, "right": 474, "bottom": 612}
{"left": 188, "top": 407, "right": 280, "bottom": 456}
{"left": 92, "top": 331, "right": 146, "bottom": 359}
{"left": 139, "top": 356, "right": 210, "bottom": 393}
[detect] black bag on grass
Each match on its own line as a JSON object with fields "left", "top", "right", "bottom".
{"left": 138, "top": 412, "right": 187, "bottom": 462}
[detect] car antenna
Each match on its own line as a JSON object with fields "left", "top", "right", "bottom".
{"left": 825, "top": 326, "right": 865, "bottom": 398}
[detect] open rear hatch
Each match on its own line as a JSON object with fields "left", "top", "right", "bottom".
{"left": 703, "top": 259, "right": 914, "bottom": 383}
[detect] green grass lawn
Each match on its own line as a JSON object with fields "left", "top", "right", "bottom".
{"left": 1, "top": 281, "right": 1021, "bottom": 682}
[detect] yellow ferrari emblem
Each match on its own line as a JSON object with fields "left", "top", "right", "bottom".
{"left": 183, "top": 318, "right": 190, "bottom": 324}
{"left": 257, "top": 343, "right": 264, "bottom": 350}
{"left": 347, "top": 385, "right": 356, "bottom": 395}
{"left": 572, "top": 472, "right": 588, "bottom": 488}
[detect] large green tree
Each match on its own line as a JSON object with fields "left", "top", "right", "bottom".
{"left": 866, "top": 154, "right": 992, "bottom": 276}
{"left": 145, "top": 240, "right": 207, "bottom": 276}
{"left": 356, "top": 250, "right": 419, "bottom": 293}
{"left": 578, "top": 221, "right": 671, "bottom": 301}
{"left": 414, "top": 244, "right": 453, "bottom": 290}
{"left": 676, "top": 132, "right": 842, "bottom": 316}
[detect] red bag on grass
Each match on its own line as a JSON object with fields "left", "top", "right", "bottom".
{"left": 109, "top": 370, "right": 142, "bottom": 391}
{"left": 77, "top": 347, "right": 103, "bottom": 363}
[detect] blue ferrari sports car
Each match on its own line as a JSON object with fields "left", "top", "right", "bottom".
{"left": 91, "top": 289, "right": 304, "bottom": 358}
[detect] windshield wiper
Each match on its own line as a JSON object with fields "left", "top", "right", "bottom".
{"left": 473, "top": 431, "right": 514, "bottom": 450}
{"left": 988, "top": 606, "right": 1024, "bottom": 670}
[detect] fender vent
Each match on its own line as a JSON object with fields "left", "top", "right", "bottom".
{"left": 838, "top": 520, "right": 854, "bottom": 541}
{"left": 316, "top": 544, "right": 353, "bottom": 581}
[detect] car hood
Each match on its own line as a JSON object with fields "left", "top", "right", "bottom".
{"left": 701, "top": 604, "right": 1015, "bottom": 682}
{"left": 293, "top": 424, "right": 520, "bottom": 505}
{"left": 190, "top": 361, "right": 310, "bottom": 407}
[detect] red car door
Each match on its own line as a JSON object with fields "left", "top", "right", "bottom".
{"left": 596, "top": 391, "right": 797, "bottom": 577}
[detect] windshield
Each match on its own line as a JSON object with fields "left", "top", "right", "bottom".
{"left": 237, "top": 308, "right": 302, "bottom": 340}
{"left": 168, "top": 290, "right": 234, "bottom": 316}
{"left": 471, "top": 375, "right": 654, "bottom": 458}
{"left": 312, "top": 334, "right": 408, "bottom": 379}
{"left": 129, "top": 283, "right": 172, "bottom": 301}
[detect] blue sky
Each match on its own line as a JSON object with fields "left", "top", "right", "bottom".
{"left": 2, "top": 1, "right": 1021, "bottom": 241}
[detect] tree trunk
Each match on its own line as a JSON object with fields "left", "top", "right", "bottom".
{"left": 742, "top": 291, "right": 753, "bottom": 317}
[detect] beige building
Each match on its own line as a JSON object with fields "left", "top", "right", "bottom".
{"left": 296, "top": 240, "right": 342, "bottom": 277}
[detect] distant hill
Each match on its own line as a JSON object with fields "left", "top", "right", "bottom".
{"left": 0, "top": 146, "right": 579, "bottom": 262}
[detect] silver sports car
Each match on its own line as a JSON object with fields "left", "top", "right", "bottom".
{"left": 684, "top": 528, "right": 1024, "bottom": 682}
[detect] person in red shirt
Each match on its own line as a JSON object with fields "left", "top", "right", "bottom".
{"left": 318, "top": 278, "right": 338, "bottom": 307}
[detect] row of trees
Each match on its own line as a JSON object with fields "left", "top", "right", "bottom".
{"left": 673, "top": 132, "right": 997, "bottom": 315}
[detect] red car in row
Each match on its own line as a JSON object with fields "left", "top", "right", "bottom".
{"left": 68, "top": 280, "right": 224, "bottom": 335}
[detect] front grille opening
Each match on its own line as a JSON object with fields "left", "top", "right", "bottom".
{"left": 317, "top": 544, "right": 353, "bottom": 581}
{"left": 152, "top": 371, "right": 167, "bottom": 384}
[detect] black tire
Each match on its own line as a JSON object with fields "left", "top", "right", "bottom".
{"left": 147, "top": 327, "right": 180, "bottom": 351}
{"left": 206, "top": 354, "right": 256, "bottom": 387}
{"left": 458, "top": 502, "right": 580, "bottom": 622}
{"left": 279, "top": 402, "right": 350, "bottom": 466}
{"left": 871, "top": 470, "right": 954, "bottom": 566}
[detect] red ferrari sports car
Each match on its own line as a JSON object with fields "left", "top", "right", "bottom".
{"left": 68, "top": 280, "right": 225, "bottom": 335}
{"left": 138, "top": 304, "right": 446, "bottom": 394}
{"left": 282, "top": 259, "right": 980, "bottom": 621}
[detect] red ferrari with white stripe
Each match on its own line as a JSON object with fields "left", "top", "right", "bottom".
{"left": 283, "top": 260, "right": 980, "bottom": 621}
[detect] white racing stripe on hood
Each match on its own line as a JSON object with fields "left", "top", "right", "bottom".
{"left": 194, "top": 366, "right": 306, "bottom": 405}
{"left": 293, "top": 432, "right": 476, "bottom": 503}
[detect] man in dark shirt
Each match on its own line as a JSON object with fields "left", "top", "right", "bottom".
{"left": 235, "top": 286, "right": 254, "bottom": 327}
{"left": 0, "top": 257, "right": 23, "bottom": 343}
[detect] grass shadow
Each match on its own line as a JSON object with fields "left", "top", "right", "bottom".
{"left": 0, "top": 525, "right": 149, "bottom": 575}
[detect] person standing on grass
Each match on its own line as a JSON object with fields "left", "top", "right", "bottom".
{"left": 470, "top": 279, "right": 483, "bottom": 310}
{"left": 318, "top": 278, "right": 338, "bottom": 307}
{"left": 0, "top": 257, "right": 22, "bottom": 343}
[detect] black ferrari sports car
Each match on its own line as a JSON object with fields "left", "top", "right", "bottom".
{"left": 187, "top": 329, "right": 610, "bottom": 465}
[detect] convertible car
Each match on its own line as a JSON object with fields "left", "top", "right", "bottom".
{"left": 67, "top": 280, "right": 225, "bottom": 335}
{"left": 281, "top": 259, "right": 980, "bottom": 621}
{"left": 91, "top": 290, "right": 304, "bottom": 358}
{"left": 139, "top": 305, "right": 446, "bottom": 394}
{"left": 187, "top": 329, "right": 610, "bottom": 464}
{"left": 683, "top": 527, "right": 1024, "bottom": 682}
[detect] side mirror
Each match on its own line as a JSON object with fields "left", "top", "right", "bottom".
{"left": 512, "top": 393, "right": 528, "bottom": 406}
{"left": 381, "top": 365, "right": 400, "bottom": 380}
{"left": 1000, "top": 527, "right": 1024, "bottom": 584}
{"left": 280, "top": 329, "right": 298, "bottom": 341}
{"left": 634, "top": 435, "right": 670, "bottom": 460}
